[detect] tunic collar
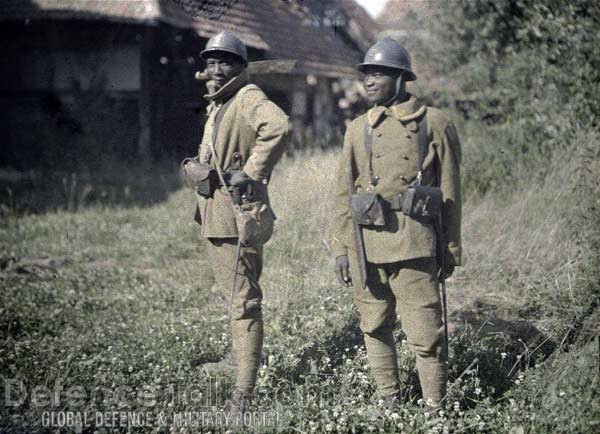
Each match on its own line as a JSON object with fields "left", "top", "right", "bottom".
{"left": 367, "top": 94, "right": 426, "bottom": 128}
{"left": 204, "top": 69, "right": 249, "bottom": 105}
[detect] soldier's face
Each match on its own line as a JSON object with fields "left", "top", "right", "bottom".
{"left": 205, "top": 52, "right": 246, "bottom": 90}
{"left": 362, "top": 66, "right": 401, "bottom": 105}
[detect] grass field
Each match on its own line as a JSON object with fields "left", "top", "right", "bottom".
{"left": 1, "top": 141, "right": 598, "bottom": 433}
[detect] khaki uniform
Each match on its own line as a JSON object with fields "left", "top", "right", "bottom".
{"left": 197, "top": 71, "right": 291, "bottom": 394}
{"left": 333, "top": 95, "right": 462, "bottom": 403}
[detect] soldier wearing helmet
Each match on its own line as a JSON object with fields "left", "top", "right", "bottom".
{"left": 194, "top": 31, "right": 291, "bottom": 414}
{"left": 332, "top": 38, "right": 462, "bottom": 408}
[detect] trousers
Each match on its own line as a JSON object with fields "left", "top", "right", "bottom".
{"left": 207, "top": 238, "right": 263, "bottom": 394}
{"left": 351, "top": 255, "right": 447, "bottom": 404}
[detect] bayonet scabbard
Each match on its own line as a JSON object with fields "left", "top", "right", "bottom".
{"left": 348, "top": 169, "right": 368, "bottom": 289}
{"left": 434, "top": 216, "right": 449, "bottom": 359}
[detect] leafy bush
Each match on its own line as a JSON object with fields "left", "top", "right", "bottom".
{"left": 409, "top": 0, "right": 600, "bottom": 196}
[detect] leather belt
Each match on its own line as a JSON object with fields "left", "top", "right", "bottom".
{"left": 381, "top": 194, "right": 404, "bottom": 211}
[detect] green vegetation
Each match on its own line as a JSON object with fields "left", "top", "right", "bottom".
{"left": 1, "top": 143, "right": 597, "bottom": 432}
{"left": 1, "top": 0, "right": 599, "bottom": 432}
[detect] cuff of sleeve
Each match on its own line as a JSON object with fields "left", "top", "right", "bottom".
{"left": 240, "top": 153, "right": 263, "bottom": 181}
{"left": 332, "top": 238, "right": 348, "bottom": 259}
{"left": 242, "top": 162, "right": 261, "bottom": 182}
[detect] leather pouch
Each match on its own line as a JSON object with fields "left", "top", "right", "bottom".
{"left": 402, "top": 185, "right": 442, "bottom": 222}
{"left": 351, "top": 192, "right": 386, "bottom": 226}
{"left": 180, "top": 157, "right": 218, "bottom": 198}
{"left": 235, "top": 201, "right": 276, "bottom": 246}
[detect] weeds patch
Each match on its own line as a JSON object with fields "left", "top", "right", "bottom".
{"left": 1, "top": 144, "right": 598, "bottom": 432}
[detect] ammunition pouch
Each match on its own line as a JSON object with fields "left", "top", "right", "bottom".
{"left": 350, "top": 186, "right": 442, "bottom": 227}
{"left": 235, "top": 201, "right": 276, "bottom": 247}
{"left": 402, "top": 185, "right": 442, "bottom": 223}
{"left": 351, "top": 192, "right": 386, "bottom": 226}
{"left": 180, "top": 157, "right": 218, "bottom": 198}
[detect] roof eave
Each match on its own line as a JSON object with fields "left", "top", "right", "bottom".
{"left": 294, "top": 61, "right": 358, "bottom": 79}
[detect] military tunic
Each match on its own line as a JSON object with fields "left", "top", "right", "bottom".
{"left": 197, "top": 71, "right": 291, "bottom": 239}
{"left": 332, "top": 94, "right": 462, "bottom": 403}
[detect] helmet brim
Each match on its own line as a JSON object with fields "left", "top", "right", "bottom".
{"left": 356, "top": 62, "right": 416, "bottom": 81}
{"left": 200, "top": 48, "right": 248, "bottom": 65}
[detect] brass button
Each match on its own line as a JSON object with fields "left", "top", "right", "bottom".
{"left": 375, "top": 153, "right": 381, "bottom": 158}
{"left": 402, "top": 155, "right": 409, "bottom": 160}
{"left": 400, "top": 175, "right": 407, "bottom": 182}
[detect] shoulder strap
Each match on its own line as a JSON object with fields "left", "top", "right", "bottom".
{"left": 204, "top": 95, "right": 235, "bottom": 165}
{"left": 363, "top": 123, "right": 376, "bottom": 187}
{"left": 208, "top": 96, "right": 239, "bottom": 207}
{"left": 416, "top": 113, "right": 428, "bottom": 185}
{"left": 211, "top": 96, "right": 235, "bottom": 148}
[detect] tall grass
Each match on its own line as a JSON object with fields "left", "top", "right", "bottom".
{"left": 2, "top": 135, "right": 597, "bottom": 432}
{"left": 457, "top": 123, "right": 599, "bottom": 334}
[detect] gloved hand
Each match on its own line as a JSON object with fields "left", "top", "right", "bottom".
{"left": 229, "top": 170, "right": 252, "bottom": 188}
{"left": 335, "top": 255, "right": 352, "bottom": 287}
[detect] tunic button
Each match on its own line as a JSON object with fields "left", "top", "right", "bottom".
{"left": 406, "top": 133, "right": 412, "bottom": 138}
{"left": 375, "top": 153, "right": 381, "bottom": 158}
{"left": 400, "top": 175, "right": 407, "bottom": 182}
{"left": 376, "top": 132, "right": 382, "bottom": 137}
{"left": 402, "top": 155, "right": 409, "bottom": 160}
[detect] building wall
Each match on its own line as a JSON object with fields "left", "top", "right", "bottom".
{"left": 0, "top": 21, "right": 166, "bottom": 169}
{"left": 0, "top": 18, "right": 348, "bottom": 171}
{"left": 53, "top": 45, "right": 141, "bottom": 91}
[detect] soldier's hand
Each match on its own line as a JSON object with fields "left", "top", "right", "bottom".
{"left": 229, "top": 170, "right": 252, "bottom": 188}
{"left": 335, "top": 255, "right": 352, "bottom": 287}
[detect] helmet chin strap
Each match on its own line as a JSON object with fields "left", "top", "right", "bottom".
{"left": 377, "top": 72, "right": 406, "bottom": 107}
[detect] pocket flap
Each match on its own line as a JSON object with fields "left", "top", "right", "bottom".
{"left": 351, "top": 193, "right": 378, "bottom": 214}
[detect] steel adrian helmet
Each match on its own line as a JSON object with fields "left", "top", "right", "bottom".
{"left": 357, "top": 37, "right": 416, "bottom": 81}
{"left": 201, "top": 31, "right": 248, "bottom": 64}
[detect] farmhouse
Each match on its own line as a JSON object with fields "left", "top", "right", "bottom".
{"left": 0, "top": 0, "right": 377, "bottom": 169}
